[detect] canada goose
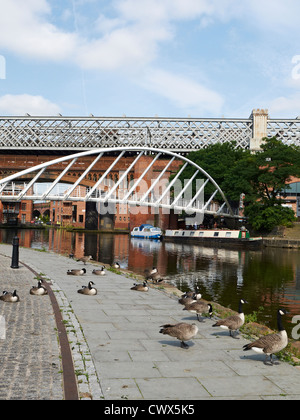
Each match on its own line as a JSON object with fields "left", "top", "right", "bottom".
{"left": 212, "top": 299, "right": 247, "bottom": 338}
{"left": 178, "top": 289, "right": 202, "bottom": 305}
{"left": 159, "top": 322, "right": 199, "bottom": 349}
{"left": 92, "top": 266, "right": 106, "bottom": 276}
{"left": 130, "top": 281, "right": 149, "bottom": 292}
{"left": 183, "top": 286, "right": 202, "bottom": 300}
{"left": 145, "top": 267, "right": 163, "bottom": 283}
{"left": 144, "top": 266, "right": 157, "bottom": 276}
{"left": 0, "top": 290, "right": 20, "bottom": 302}
{"left": 77, "top": 255, "right": 93, "bottom": 265}
{"left": 178, "top": 294, "right": 197, "bottom": 306}
{"left": 67, "top": 268, "right": 87, "bottom": 276}
{"left": 183, "top": 302, "right": 213, "bottom": 322}
{"left": 243, "top": 309, "right": 288, "bottom": 365}
{"left": 111, "top": 262, "right": 120, "bottom": 269}
{"left": 77, "top": 281, "right": 97, "bottom": 295}
{"left": 146, "top": 271, "right": 164, "bottom": 284}
{"left": 30, "top": 280, "right": 48, "bottom": 296}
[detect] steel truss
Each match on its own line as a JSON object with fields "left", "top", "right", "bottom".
{"left": 0, "top": 147, "right": 235, "bottom": 219}
{"left": 0, "top": 116, "right": 253, "bottom": 152}
{"left": 0, "top": 115, "right": 299, "bottom": 153}
{"left": 267, "top": 119, "right": 300, "bottom": 146}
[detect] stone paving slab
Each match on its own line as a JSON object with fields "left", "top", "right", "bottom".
{"left": 0, "top": 243, "right": 300, "bottom": 400}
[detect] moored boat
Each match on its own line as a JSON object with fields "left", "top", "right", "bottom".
{"left": 163, "top": 228, "right": 262, "bottom": 249}
{"left": 130, "top": 224, "right": 162, "bottom": 239}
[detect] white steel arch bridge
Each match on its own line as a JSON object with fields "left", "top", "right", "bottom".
{"left": 0, "top": 147, "right": 235, "bottom": 220}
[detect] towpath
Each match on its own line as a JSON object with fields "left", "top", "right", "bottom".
{"left": 0, "top": 243, "right": 299, "bottom": 400}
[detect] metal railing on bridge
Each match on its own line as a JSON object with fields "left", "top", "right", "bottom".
{"left": 0, "top": 147, "right": 237, "bottom": 220}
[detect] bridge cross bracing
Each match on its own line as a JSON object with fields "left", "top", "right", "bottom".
{"left": 0, "top": 111, "right": 299, "bottom": 152}
{"left": 0, "top": 147, "right": 235, "bottom": 220}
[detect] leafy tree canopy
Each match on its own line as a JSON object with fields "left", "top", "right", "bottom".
{"left": 176, "top": 137, "right": 300, "bottom": 232}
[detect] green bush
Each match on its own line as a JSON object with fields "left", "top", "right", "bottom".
{"left": 245, "top": 203, "right": 296, "bottom": 232}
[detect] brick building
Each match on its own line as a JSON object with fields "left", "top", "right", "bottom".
{"left": 0, "top": 154, "right": 182, "bottom": 229}
{"left": 0, "top": 200, "right": 33, "bottom": 225}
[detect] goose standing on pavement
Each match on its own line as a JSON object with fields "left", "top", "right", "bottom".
{"left": 30, "top": 280, "right": 48, "bottom": 295}
{"left": 67, "top": 268, "right": 87, "bottom": 276}
{"left": 77, "top": 255, "right": 93, "bottom": 265}
{"left": 243, "top": 309, "right": 288, "bottom": 365}
{"left": 183, "top": 302, "right": 213, "bottom": 322}
{"left": 130, "top": 281, "right": 149, "bottom": 292}
{"left": 212, "top": 298, "right": 247, "bottom": 338}
{"left": 159, "top": 322, "right": 199, "bottom": 349}
{"left": 77, "top": 281, "right": 97, "bottom": 295}
{"left": 92, "top": 266, "right": 106, "bottom": 276}
{"left": 0, "top": 290, "right": 20, "bottom": 302}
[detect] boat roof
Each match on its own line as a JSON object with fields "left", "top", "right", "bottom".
{"left": 139, "top": 224, "right": 155, "bottom": 230}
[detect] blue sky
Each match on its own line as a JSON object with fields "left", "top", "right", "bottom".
{"left": 0, "top": 0, "right": 299, "bottom": 119}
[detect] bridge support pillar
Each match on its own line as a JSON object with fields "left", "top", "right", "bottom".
{"left": 250, "top": 109, "right": 268, "bottom": 152}
{"left": 85, "top": 202, "right": 99, "bottom": 230}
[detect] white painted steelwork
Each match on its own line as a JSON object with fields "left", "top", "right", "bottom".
{"left": 0, "top": 147, "right": 235, "bottom": 218}
{"left": 0, "top": 114, "right": 299, "bottom": 152}
{"left": 0, "top": 115, "right": 253, "bottom": 152}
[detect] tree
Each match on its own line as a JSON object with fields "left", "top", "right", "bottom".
{"left": 223, "top": 137, "right": 300, "bottom": 231}
{"left": 178, "top": 141, "right": 247, "bottom": 200}
{"left": 177, "top": 137, "right": 300, "bottom": 232}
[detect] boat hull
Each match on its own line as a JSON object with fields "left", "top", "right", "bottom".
{"left": 130, "top": 224, "right": 162, "bottom": 240}
{"left": 131, "top": 233, "right": 161, "bottom": 239}
{"left": 163, "top": 229, "right": 262, "bottom": 250}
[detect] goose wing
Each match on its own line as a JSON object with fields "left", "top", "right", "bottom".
{"left": 243, "top": 331, "right": 287, "bottom": 354}
{"left": 159, "top": 323, "right": 198, "bottom": 340}
{"left": 185, "top": 302, "right": 206, "bottom": 312}
{"left": 213, "top": 314, "right": 244, "bottom": 329}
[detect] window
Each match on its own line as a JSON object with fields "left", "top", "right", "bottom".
{"left": 79, "top": 215, "right": 83, "bottom": 223}
{"left": 214, "top": 232, "right": 219, "bottom": 237}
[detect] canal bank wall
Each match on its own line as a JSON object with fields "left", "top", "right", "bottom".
{"left": 262, "top": 223, "right": 300, "bottom": 248}
{"left": 263, "top": 238, "right": 300, "bottom": 249}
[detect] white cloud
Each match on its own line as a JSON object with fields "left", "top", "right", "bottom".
{"left": 0, "top": 94, "right": 61, "bottom": 115}
{"left": 243, "top": 0, "right": 300, "bottom": 32}
{"left": 141, "top": 69, "right": 224, "bottom": 115}
{"left": 0, "top": 0, "right": 298, "bottom": 71}
{"left": 269, "top": 93, "right": 300, "bottom": 118}
{"left": 0, "top": 0, "right": 299, "bottom": 117}
{"left": 76, "top": 22, "right": 171, "bottom": 71}
{"left": 0, "top": 0, "right": 78, "bottom": 61}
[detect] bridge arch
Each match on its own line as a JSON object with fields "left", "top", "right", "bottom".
{"left": 0, "top": 147, "right": 234, "bottom": 221}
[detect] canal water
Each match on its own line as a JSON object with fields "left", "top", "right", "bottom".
{"left": 1, "top": 228, "right": 300, "bottom": 337}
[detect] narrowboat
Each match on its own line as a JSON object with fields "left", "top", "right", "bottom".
{"left": 130, "top": 224, "right": 162, "bottom": 239}
{"left": 163, "top": 228, "right": 262, "bottom": 249}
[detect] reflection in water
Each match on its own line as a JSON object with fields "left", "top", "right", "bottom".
{"left": 1, "top": 228, "right": 300, "bottom": 336}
